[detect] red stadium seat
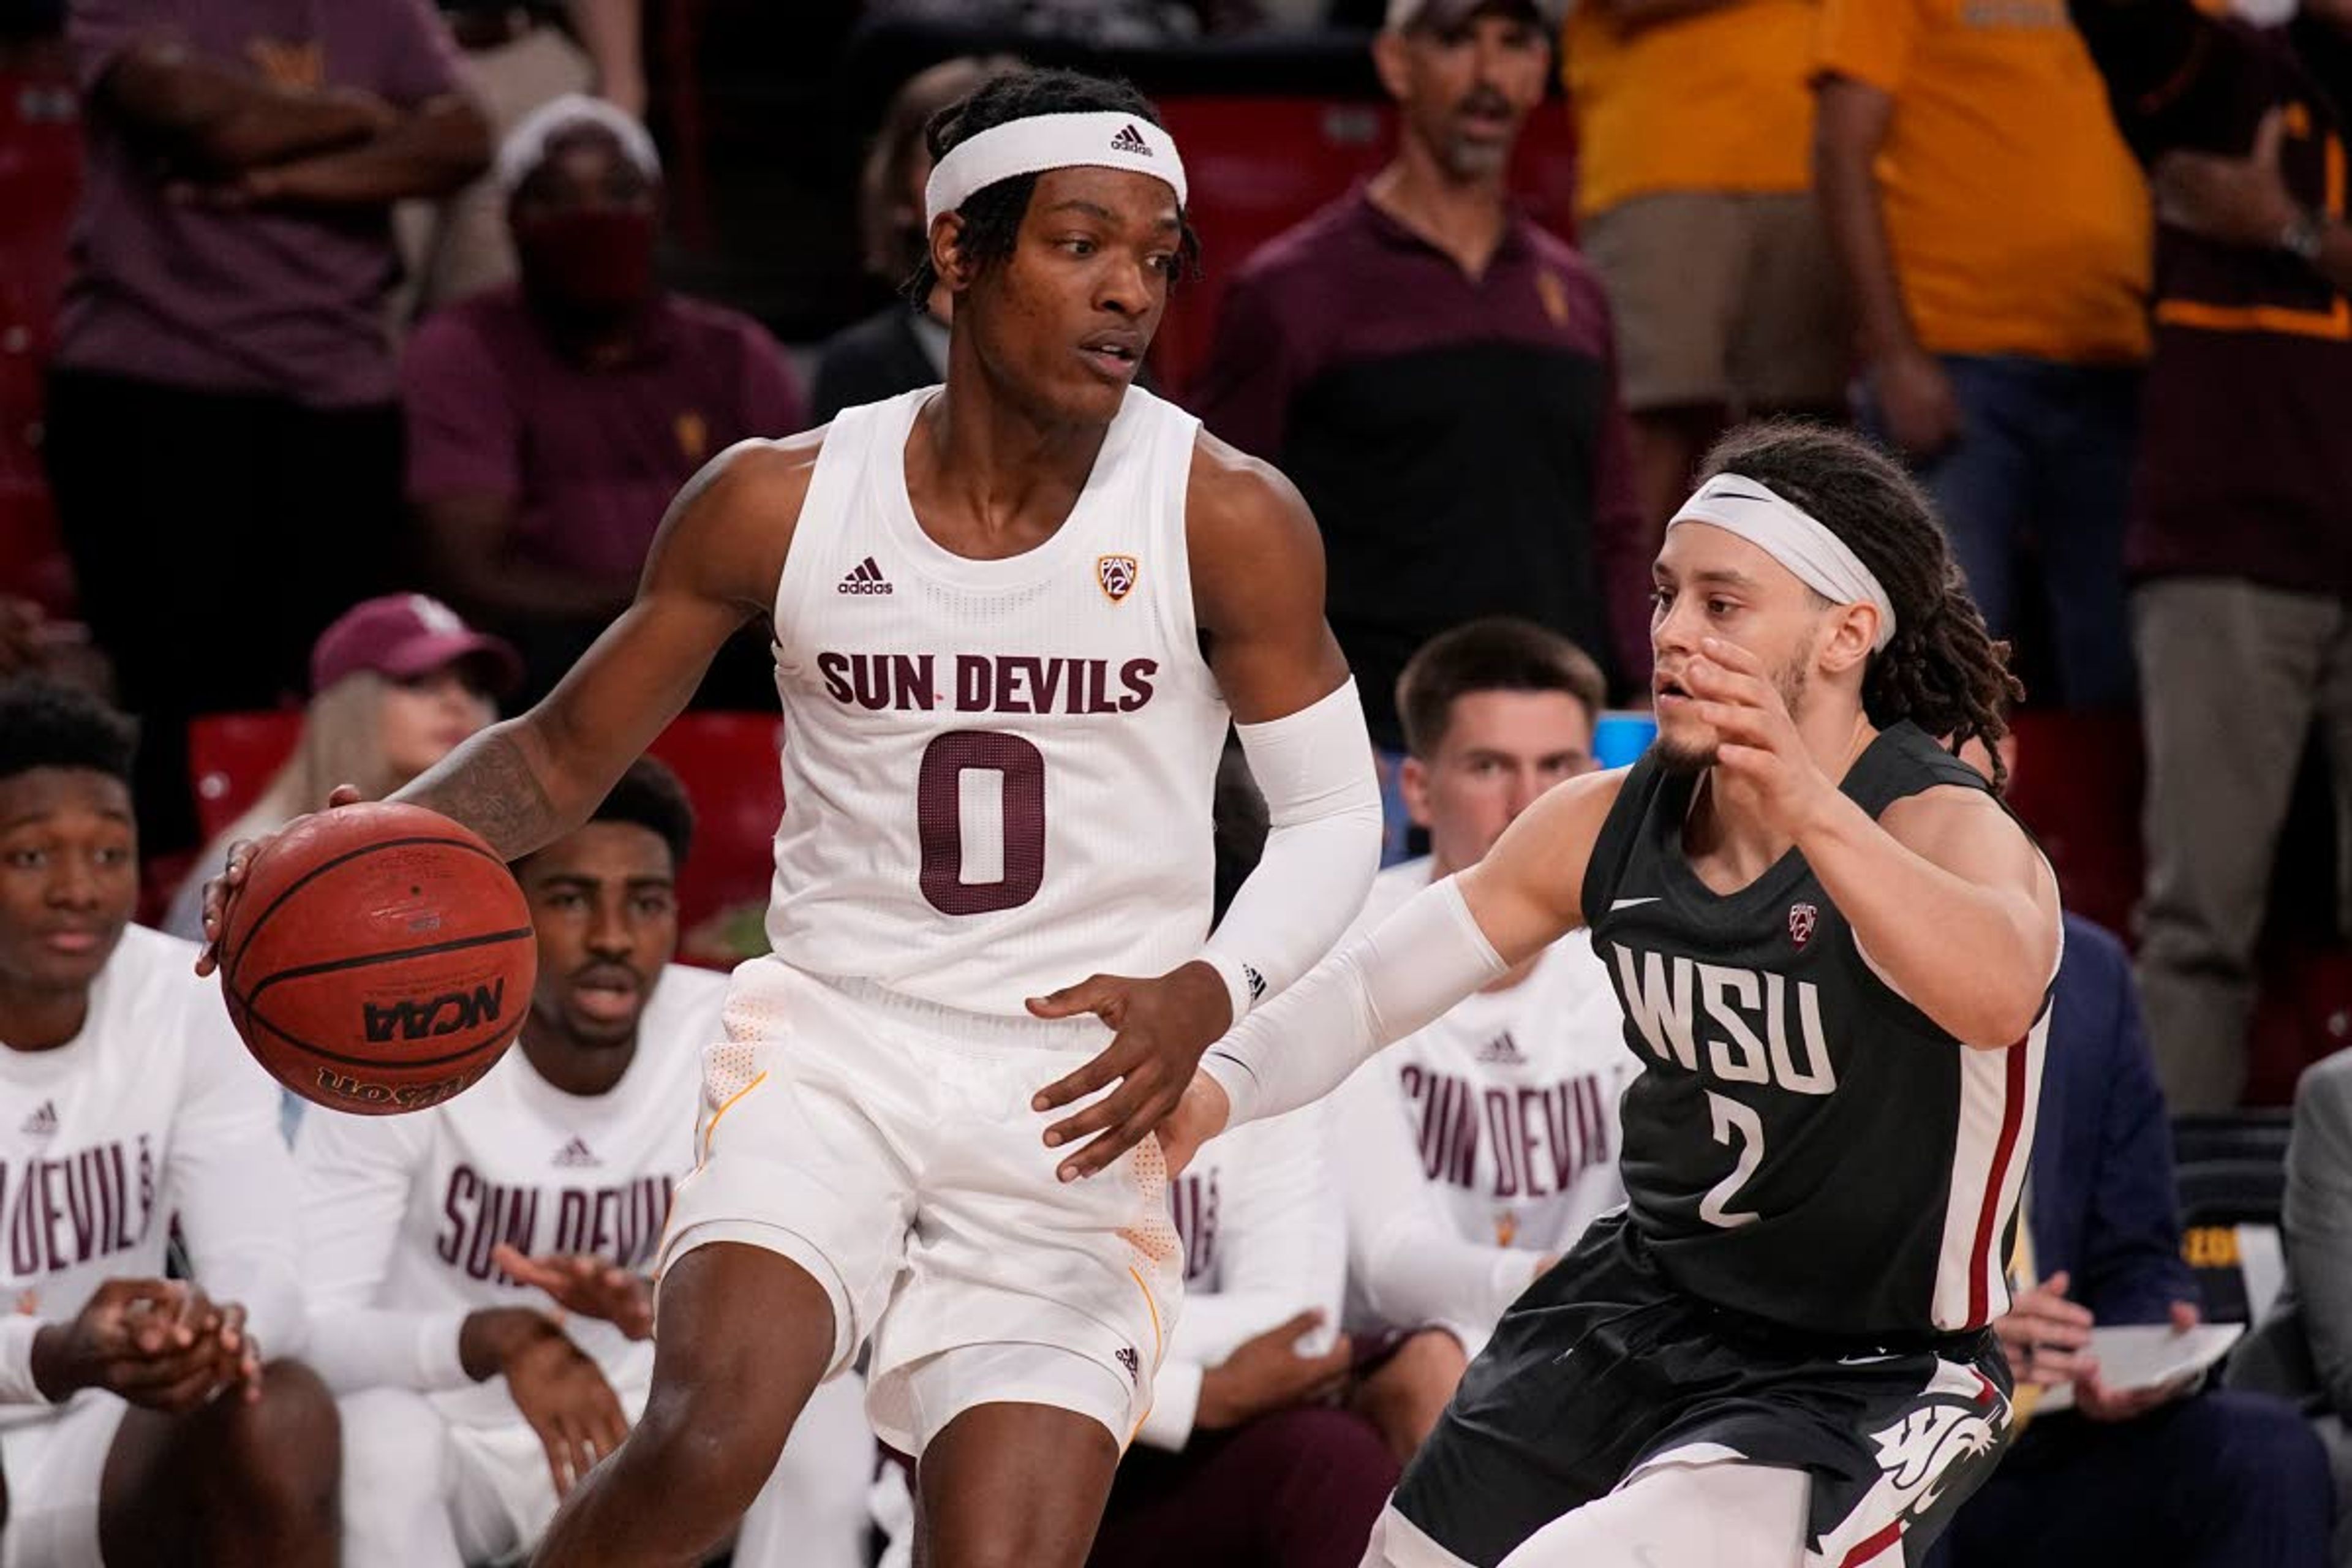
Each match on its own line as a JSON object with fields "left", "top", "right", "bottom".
{"left": 187, "top": 710, "right": 304, "bottom": 840}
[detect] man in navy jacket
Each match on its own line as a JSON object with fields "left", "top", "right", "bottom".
{"left": 1934, "top": 913, "right": 2330, "bottom": 1566}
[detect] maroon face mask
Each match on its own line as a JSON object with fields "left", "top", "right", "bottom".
{"left": 515, "top": 208, "right": 659, "bottom": 316}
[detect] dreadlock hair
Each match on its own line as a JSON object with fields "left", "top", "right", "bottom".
{"left": 0, "top": 678, "right": 137, "bottom": 789}
{"left": 1693, "top": 420, "right": 2026, "bottom": 790}
{"left": 902, "top": 67, "right": 1200, "bottom": 306}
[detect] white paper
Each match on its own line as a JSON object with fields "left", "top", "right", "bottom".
{"left": 2033, "top": 1322, "right": 2244, "bottom": 1414}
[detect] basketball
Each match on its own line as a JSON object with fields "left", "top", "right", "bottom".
{"left": 218, "top": 802, "right": 537, "bottom": 1117}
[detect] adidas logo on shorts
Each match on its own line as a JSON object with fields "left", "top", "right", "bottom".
{"left": 1115, "top": 1346, "right": 1141, "bottom": 1385}
{"left": 19, "top": 1101, "right": 56, "bottom": 1139}
{"left": 838, "top": 556, "right": 894, "bottom": 595}
{"left": 552, "top": 1136, "right": 600, "bottom": 1169}
{"left": 1110, "top": 123, "right": 1153, "bottom": 156}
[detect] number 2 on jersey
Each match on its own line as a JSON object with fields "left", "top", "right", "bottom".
{"left": 917, "top": 730, "right": 1046, "bottom": 916}
{"left": 1700, "top": 1091, "right": 1763, "bottom": 1229}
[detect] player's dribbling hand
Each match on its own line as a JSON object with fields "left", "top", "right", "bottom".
{"left": 1027, "top": 961, "right": 1235, "bottom": 1182}
{"left": 1991, "top": 1270, "right": 2095, "bottom": 1390}
{"left": 1681, "top": 638, "right": 1839, "bottom": 840}
{"left": 32, "top": 1280, "right": 260, "bottom": 1412}
{"left": 491, "top": 1245, "right": 656, "bottom": 1341}
{"left": 194, "top": 783, "right": 364, "bottom": 976}
{"left": 499, "top": 1322, "right": 631, "bottom": 1496}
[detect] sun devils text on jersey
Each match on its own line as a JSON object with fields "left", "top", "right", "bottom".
{"left": 1582, "top": 722, "right": 2054, "bottom": 1337}
{"left": 763, "top": 386, "right": 1231, "bottom": 1018}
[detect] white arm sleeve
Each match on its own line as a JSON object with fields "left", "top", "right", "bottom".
{"left": 293, "top": 1112, "right": 473, "bottom": 1394}
{"left": 1333, "top": 1062, "right": 1545, "bottom": 1358}
{"left": 170, "top": 1008, "right": 309, "bottom": 1359}
{"left": 1204, "top": 875, "right": 1508, "bottom": 1129}
{"left": 0, "top": 1317, "right": 49, "bottom": 1406}
{"left": 1137, "top": 1105, "right": 1344, "bottom": 1451}
{"left": 1197, "top": 680, "right": 1384, "bottom": 1019}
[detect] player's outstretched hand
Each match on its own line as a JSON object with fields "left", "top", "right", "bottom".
{"left": 1197, "top": 1311, "right": 1354, "bottom": 1430}
{"left": 1990, "top": 1270, "right": 2095, "bottom": 1390}
{"left": 195, "top": 783, "right": 364, "bottom": 976}
{"left": 501, "top": 1323, "right": 631, "bottom": 1496}
{"left": 1682, "top": 638, "right": 1838, "bottom": 841}
{"left": 491, "top": 1245, "right": 656, "bottom": 1341}
{"left": 32, "top": 1280, "right": 259, "bottom": 1412}
{"left": 1027, "top": 960, "right": 1235, "bottom": 1182}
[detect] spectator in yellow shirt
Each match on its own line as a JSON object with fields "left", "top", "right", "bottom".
{"left": 1564, "top": 0, "right": 1848, "bottom": 534}
{"left": 1814, "top": 0, "right": 2150, "bottom": 708}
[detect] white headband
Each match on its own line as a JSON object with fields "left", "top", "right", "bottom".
{"left": 923, "top": 111, "right": 1187, "bottom": 229}
{"left": 1668, "top": 473, "right": 1898, "bottom": 650}
{"left": 496, "top": 94, "right": 662, "bottom": 195}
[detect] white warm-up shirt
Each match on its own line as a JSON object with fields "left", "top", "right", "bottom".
{"left": 0, "top": 924, "right": 303, "bottom": 1422}
{"left": 295, "top": 965, "right": 723, "bottom": 1425}
{"left": 1336, "top": 860, "right": 1634, "bottom": 1354}
{"left": 1136, "top": 1103, "right": 1342, "bottom": 1450}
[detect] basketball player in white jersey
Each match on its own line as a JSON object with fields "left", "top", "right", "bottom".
{"left": 1333, "top": 620, "right": 1634, "bottom": 1463}
{"left": 296, "top": 758, "right": 871, "bottom": 1568}
{"left": 1156, "top": 423, "right": 2064, "bottom": 1567}
{"left": 0, "top": 679, "right": 337, "bottom": 1568}
{"left": 202, "top": 67, "right": 1381, "bottom": 1567}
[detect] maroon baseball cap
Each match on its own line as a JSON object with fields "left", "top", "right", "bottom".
{"left": 309, "top": 594, "right": 522, "bottom": 696}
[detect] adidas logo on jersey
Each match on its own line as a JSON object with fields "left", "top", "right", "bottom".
{"left": 552, "top": 1136, "right": 600, "bottom": 1169}
{"left": 18, "top": 1101, "right": 56, "bottom": 1139}
{"left": 838, "top": 557, "right": 893, "bottom": 596}
{"left": 1109, "top": 123, "right": 1153, "bottom": 156}
{"left": 1475, "top": 1032, "right": 1526, "bottom": 1067}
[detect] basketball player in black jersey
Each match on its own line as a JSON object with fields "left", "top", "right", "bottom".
{"left": 1139, "top": 421, "right": 2064, "bottom": 1567}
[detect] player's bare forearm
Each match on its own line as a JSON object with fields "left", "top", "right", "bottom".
{"left": 396, "top": 726, "right": 575, "bottom": 863}
{"left": 1793, "top": 789, "right": 2059, "bottom": 1047}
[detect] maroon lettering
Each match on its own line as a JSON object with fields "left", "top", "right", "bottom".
{"left": 956, "top": 655, "right": 992, "bottom": 711}
{"left": 997, "top": 657, "right": 1035, "bottom": 715}
{"left": 892, "top": 654, "right": 936, "bottom": 711}
{"left": 1483, "top": 1092, "right": 1520, "bottom": 1197}
{"left": 851, "top": 655, "right": 894, "bottom": 712}
{"left": 1516, "top": 1089, "right": 1550, "bottom": 1199}
{"left": 916, "top": 730, "right": 1047, "bottom": 916}
{"left": 1117, "top": 658, "right": 1158, "bottom": 712}
{"left": 817, "top": 651, "right": 853, "bottom": 705}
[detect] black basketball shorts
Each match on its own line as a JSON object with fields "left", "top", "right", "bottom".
{"left": 1393, "top": 1212, "right": 2014, "bottom": 1567}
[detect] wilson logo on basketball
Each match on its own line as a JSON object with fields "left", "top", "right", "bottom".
{"left": 1789, "top": 903, "right": 1818, "bottom": 950}
{"left": 1097, "top": 555, "right": 1139, "bottom": 603}
{"left": 362, "top": 981, "right": 506, "bottom": 1044}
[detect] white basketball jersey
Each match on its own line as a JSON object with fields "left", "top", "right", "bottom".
{"left": 296, "top": 965, "right": 723, "bottom": 1424}
{"left": 765, "top": 386, "right": 1229, "bottom": 1018}
{"left": 1357, "top": 860, "right": 1636, "bottom": 1254}
{"left": 0, "top": 925, "right": 297, "bottom": 1428}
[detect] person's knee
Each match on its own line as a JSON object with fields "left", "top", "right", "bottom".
{"left": 2194, "top": 1390, "right": 2333, "bottom": 1513}
{"left": 214, "top": 1359, "right": 341, "bottom": 1525}
{"left": 1354, "top": 1329, "right": 1468, "bottom": 1463}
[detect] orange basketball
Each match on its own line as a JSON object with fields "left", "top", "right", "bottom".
{"left": 219, "top": 802, "right": 536, "bottom": 1116}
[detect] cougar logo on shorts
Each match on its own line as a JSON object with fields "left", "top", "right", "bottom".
{"left": 1870, "top": 1391, "right": 2002, "bottom": 1516}
{"left": 1097, "top": 554, "right": 1139, "bottom": 603}
{"left": 1788, "top": 902, "right": 1818, "bottom": 950}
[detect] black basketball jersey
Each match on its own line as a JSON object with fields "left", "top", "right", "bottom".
{"left": 1581, "top": 722, "right": 2052, "bottom": 1339}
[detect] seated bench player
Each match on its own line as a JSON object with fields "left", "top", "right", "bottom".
{"left": 0, "top": 679, "right": 337, "bottom": 1567}
{"left": 295, "top": 758, "right": 871, "bottom": 1567}
{"left": 1333, "top": 620, "right": 1638, "bottom": 1462}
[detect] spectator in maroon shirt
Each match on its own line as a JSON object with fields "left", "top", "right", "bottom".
{"left": 43, "top": 0, "right": 491, "bottom": 856}
{"left": 1192, "top": 0, "right": 1642, "bottom": 862}
{"left": 401, "top": 95, "right": 805, "bottom": 706}
{"left": 2071, "top": 0, "right": 2352, "bottom": 1110}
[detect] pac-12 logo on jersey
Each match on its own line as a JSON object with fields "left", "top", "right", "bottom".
{"left": 1096, "top": 555, "right": 1139, "bottom": 603}
{"left": 1789, "top": 903, "right": 1817, "bottom": 949}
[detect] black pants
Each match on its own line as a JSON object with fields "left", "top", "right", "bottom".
{"left": 43, "top": 368, "right": 406, "bottom": 854}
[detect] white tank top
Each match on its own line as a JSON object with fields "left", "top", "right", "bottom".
{"left": 764, "top": 386, "right": 1229, "bottom": 1018}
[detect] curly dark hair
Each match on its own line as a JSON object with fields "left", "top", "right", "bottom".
{"left": 902, "top": 67, "right": 1200, "bottom": 304}
{"left": 584, "top": 756, "right": 696, "bottom": 870}
{"left": 1694, "top": 420, "right": 2025, "bottom": 788}
{"left": 0, "top": 679, "right": 137, "bottom": 788}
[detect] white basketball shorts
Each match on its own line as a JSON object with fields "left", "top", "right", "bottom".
{"left": 657, "top": 959, "right": 1183, "bottom": 1456}
{"left": 0, "top": 1392, "right": 130, "bottom": 1568}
